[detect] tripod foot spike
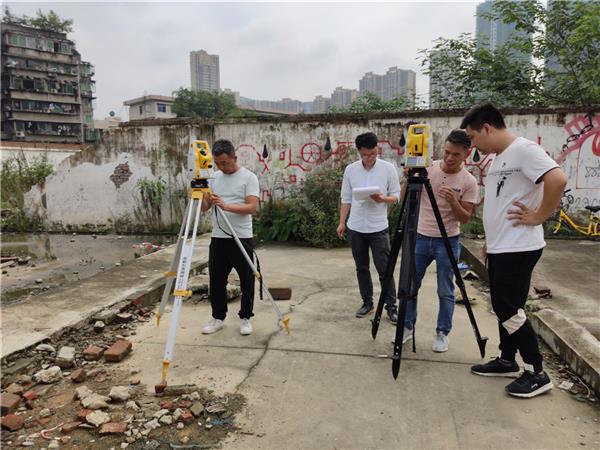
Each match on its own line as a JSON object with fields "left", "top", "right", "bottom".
{"left": 282, "top": 317, "right": 290, "bottom": 334}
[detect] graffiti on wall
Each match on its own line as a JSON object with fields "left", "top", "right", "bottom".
{"left": 235, "top": 139, "right": 404, "bottom": 202}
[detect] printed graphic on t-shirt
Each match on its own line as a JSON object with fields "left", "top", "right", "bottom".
{"left": 489, "top": 162, "right": 521, "bottom": 197}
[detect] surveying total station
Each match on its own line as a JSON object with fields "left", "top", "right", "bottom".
{"left": 404, "top": 123, "right": 432, "bottom": 169}
{"left": 371, "top": 124, "right": 488, "bottom": 379}
{"left": 155, "top": 140, "right": 290, "bottom": 388}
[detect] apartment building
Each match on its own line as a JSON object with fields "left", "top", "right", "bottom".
{"left": 1, "top": 21, "right": 96, "bottom": 144}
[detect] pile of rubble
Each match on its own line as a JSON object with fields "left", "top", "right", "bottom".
{"left": 1, "top": 302, "right": 243, "bottom": 448}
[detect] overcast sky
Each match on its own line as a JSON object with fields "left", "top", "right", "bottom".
{"left": 6, "top": 1, "right": 481, "bottom": 119}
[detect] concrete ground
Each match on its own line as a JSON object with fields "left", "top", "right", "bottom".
{"left": 124, "top": 244, "right": 600, "bottom": 450}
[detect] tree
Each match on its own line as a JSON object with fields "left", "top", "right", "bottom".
{"left": 329, "top": 91, "right": 414, "bottom": 113}
{"left": 171, "top": 88, "right": 243, "bottom": 118}
{"left": 422, "top": 0, "right": 600, "bottom": 108}
{"left": 2, "top": 7, "right": 73, "bottom": 34}
{"left": 28, "top": 9, "right": 73, "bottom": 33}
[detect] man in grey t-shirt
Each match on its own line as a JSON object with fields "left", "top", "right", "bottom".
{"left": 201, "top": 139, "right": 260, "bottom": 336}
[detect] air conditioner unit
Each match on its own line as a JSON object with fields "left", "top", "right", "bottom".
{"left": 16, "top": 131, "right": 25, "bottom": 138}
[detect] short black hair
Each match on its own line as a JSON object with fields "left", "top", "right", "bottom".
{"left": 212, "top": 139, "right": 236, "bottom": 157}
{"left": 445, "top": 129, "right": 471, "bottom": 150}
{"left": 460, "top": 102, "right": 506, "bottom": 131}
{"left": 355, "top": 132, "right": 378, "bottom": 150}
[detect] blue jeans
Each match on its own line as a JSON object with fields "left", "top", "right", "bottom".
{"left": 404, "top": 233, "right": 461, "bottom": 335}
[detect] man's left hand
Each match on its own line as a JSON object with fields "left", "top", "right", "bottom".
{"left": 507, "top": 201, "right": 541, "bottom": 226}
{"left": 370, "top": 193, "right": 386, "bottom": 203}
{"left": 210, "top": 194, "right": 228, "bottom": 211}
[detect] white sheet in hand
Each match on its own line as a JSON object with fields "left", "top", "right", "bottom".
{"left": 352, "top": 186, "right": 382, "bottom": 200}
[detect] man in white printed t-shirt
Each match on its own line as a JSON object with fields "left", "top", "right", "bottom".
{"left": 337, "top": 132, "right": 401, "bottom": 323}
{"left": 201, "top": 139, "right": 260, "bottom": 336}
{"left": 461, "top": 103, "right": 567, "bottom": 399}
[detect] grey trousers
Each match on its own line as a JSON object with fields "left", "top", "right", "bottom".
{"left": 348, "top": 228, "right": 396, "bottom": 307}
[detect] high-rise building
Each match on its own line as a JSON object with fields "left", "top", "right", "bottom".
{"left": 359, "top": 68, "right": 415, "bottom": 103}
{"left": 312, "top": 95, "right": 331, "bottom": 114}
{"left": 1, "top": 21, "right": 97, "bottom": 144}
{"left": 359, "top": 72, "right": 384, "bottom": 97}
{"left": 330, "top": 86, "right": 358, "bottom": 109}
{"left": 190, "top": 50, "right": 219, "bottom": 92}
{"left": 428, "top": 49, "right": 461, "bottom": 108}
{"left": 383, "top": 67, "right": 416, "bottom": 102}
{"left": 239, "top": 96, "right": 302, "bottom": 115}
{"left": 475, "top": 0, "right": 531, "bottom": 61}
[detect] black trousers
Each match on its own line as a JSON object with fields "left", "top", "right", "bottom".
{"left": 488, "top": 249, "right": 543, "bottom": 372}
{"left": 348, "top": 228, "right": 396, "bottom": 308}
{"left": 208, "top": 237, "right": 255, "bottom": 320}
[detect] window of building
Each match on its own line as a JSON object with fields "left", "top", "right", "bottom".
{"left": 60, "top": 42, "right": 71, "bottom": 54}
{"left": 156, "top": 103, "right": 167, "bottom": 113}
{"left": 139, "top": 105, "right": 144, "bottom": 115}
{"left": 34, "top": 79, "right": 44, "bottom": 91}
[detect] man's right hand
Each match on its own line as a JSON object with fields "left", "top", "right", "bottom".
{"left": 336, "top": 223, "right": 346, "bottom": 239}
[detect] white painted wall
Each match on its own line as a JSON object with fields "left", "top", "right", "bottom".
{"left": 24, "top": 109, "right": 600, "bottom": 230}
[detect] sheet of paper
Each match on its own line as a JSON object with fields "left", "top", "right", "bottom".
{"left": 353, "top": 186, "right": 382, "bottom": 200}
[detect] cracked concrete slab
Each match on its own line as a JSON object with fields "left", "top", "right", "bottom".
{"left": 123, "top": 245, "right": 600, "bottom": 449}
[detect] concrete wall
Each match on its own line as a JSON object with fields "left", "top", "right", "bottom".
{"left": 24, "top": 107, "right": 600, "bottom": 231}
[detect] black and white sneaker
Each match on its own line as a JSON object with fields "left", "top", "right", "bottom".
{"left": 505, "top": 370, "right": 553, "bottom": 398}
{"left": 471, "top": 357, "right": 521, "bottom": 377}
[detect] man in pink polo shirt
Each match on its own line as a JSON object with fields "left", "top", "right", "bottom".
{"left": 402, "top": 130, "right": 479, "bottom": 352}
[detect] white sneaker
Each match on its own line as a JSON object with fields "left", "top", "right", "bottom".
{"left": 240, "top": 318, "right": 252, "bottom": 335}
{"left": 432, "top": 332, "right": 449, "bottom": 352}
{"left": 202, "top": 318, "right": 224, "bottom": 334}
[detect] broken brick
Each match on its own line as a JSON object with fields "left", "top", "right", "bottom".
{"left": 0, "top": 393, "right": 21, "bottom": 415}
{"left": 99, "top": 421, "right": 128, "bottom": 434}
{"left": 61, "top": 421, "right": 82, "bottom": 434}
{"left": 83, "top": 345, "right": 104, "bottom": 361}
{"left": 77, "top": 409, "right": 93, "bottom": 421}
{"left": 179, "top": 410, "right": 194, "bottom": 424}
{"left": 160, "top": 399, "right": 175, "bottom": 411}
{"left": 178, "top": 400, "right": 192, "bottom": 409}
{"left": 1, "top": 413, "right": 24, "bottom": 431}
{"left": 22, "top": 391, "right": 38, "bottom": 402}
{"left": 70, "top": 368, "right": 87, "bottom": 383}
{"left": 37, "top": 417, "right": 52, "bottom": 427}
{"left": 104, "top": 340, "right": 132, "bottom": 362}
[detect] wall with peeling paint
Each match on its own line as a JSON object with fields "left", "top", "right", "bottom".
{"left": 24, "top": 107, "right": 599, "bottom": 231}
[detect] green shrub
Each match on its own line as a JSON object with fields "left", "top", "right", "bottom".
{"left": 255, "top": 198, "right": 303, "bottom": 241}
{"left": 460, "top": 215, "right": 485, "bottom": 236}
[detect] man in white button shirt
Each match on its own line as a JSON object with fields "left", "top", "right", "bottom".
{"left": 337, "top": 132, "right": 401, "bottom": 322}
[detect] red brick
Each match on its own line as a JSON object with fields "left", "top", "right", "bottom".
{"left": 99, "top": 421, "right": 128, "bottom": 434}
{"left": 70, "top": 368, "right": 87, "bottom": 383}
{"left": 37, "top": 417, "right": 52, "bottom": 427}
{"left": 83, "top": 345, "right": 104, "bottom": 361}
{"left": 268, "top": 287, "right": 292, "bottom": 300}
{"left": 178, "top": 400, "right": 192, "bottom": 409}
{"left": 160, "top": 399, "right": 175, "bottom": 411}
{"left": 77, "top": 409, "right": 93, "bottom": 421}
{"left": 0, "top": 393, "right": 21, "bottom": 415}
{"left": 104, "top": 340, "right": 132, "bottom": 362}
{"left": 179, "top": 410, "right": 194, "bottom": 424}
{"left": 1, "top": 414, "right": 24, "bottom": 431}
{"left": 22, "top": 390, "right": 38, "bottom": 402}
{"left": 61, "top": 421, "right": 82, "bottom": 434}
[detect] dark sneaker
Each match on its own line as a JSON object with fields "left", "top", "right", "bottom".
{"left": 471, "top": 357, "right": 520, "bottom": 377}
{"left": 355, "top": 303, "right": 374, "bottom": 317}
{"left": 386, "top": 305, "right": 398, "bottom": 323}
{"left": 506, "top": 371, "right": 553, "bottom": 398}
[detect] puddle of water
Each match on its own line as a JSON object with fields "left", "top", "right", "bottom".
{"left": 1, "top": 233, "right": 177, "bottom": 303}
